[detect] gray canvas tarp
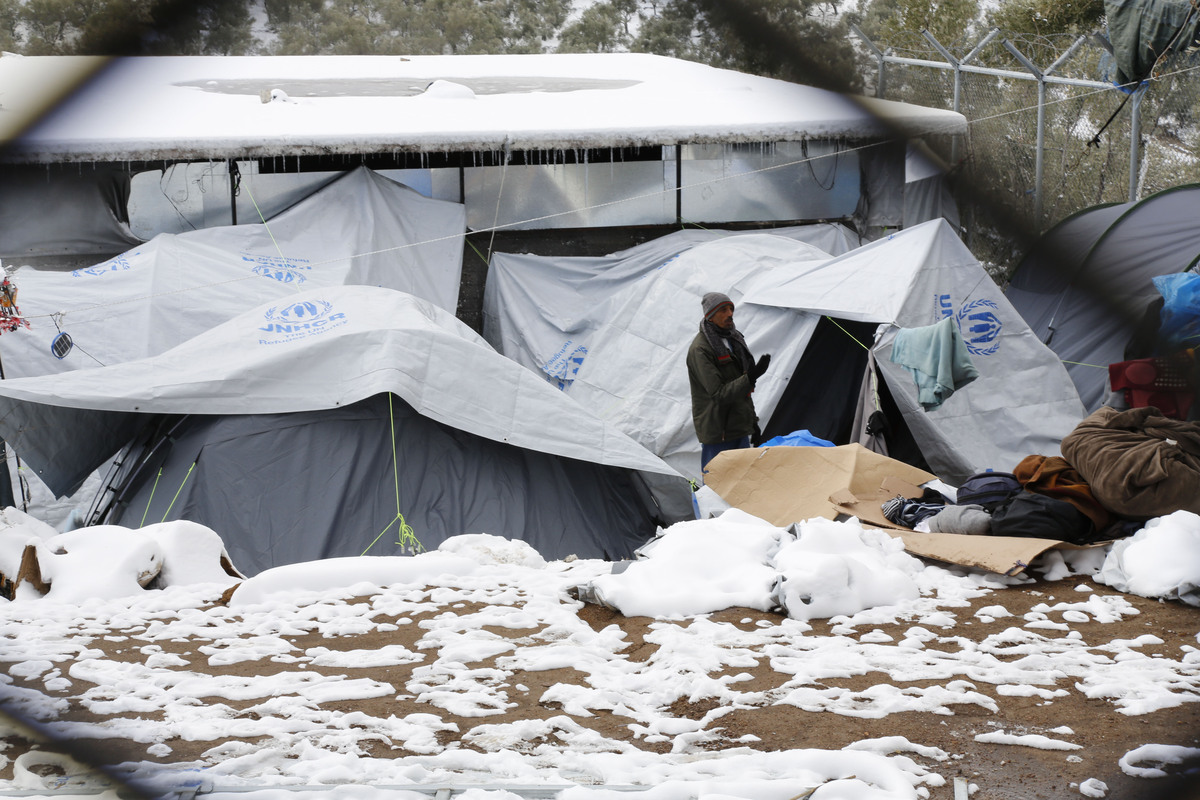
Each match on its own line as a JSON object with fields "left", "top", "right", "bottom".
{"left": 904, "top": 142, "right": 959, "bottom": 230}
{"left": 0, "top": 165, "right": 142, "bottom": 260}
{"left": 0, "top": 285, "right": 694, "bottom": 571}
{"left": 108, "top": 395, "right": 668, "bottom": 573}
{"left": 1005, "top": 185, "right": 1200, "bottom": 411}
{"left": 3, "top": 166, "right": 466, "bottom": 378}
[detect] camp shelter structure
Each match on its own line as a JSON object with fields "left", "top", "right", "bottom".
{"left": 1, "top": 166, "right": 466, "bottom": 380}
{"left": 0, "top": 52, "right": 967, "bottom": 330}
{"left": 1005, "top": 184, "right": 1200, "bottom": 412}
{"left": 0, "top": 285, "right": 694, "bottom": 574}
{"left": 524, "top": 219, "right": 1086, "bottom": 485}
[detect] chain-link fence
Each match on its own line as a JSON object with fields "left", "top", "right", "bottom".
{"left": 856, "top": 28, "right": 1200, "bottom": 278}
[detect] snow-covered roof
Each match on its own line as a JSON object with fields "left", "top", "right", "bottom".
{"left": 0, "top": 52, "right": 967, "bottom": 165}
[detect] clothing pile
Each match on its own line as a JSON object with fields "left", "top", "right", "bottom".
{"left": 881, "top": 405, "right": 1200, "bottom": 544}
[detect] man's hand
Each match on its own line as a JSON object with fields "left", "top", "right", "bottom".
{"left": 751, "top": 353, "right": 771, "bottom": 380}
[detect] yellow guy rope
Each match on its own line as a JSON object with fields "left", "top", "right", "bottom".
{"left": 361, "top": 393, "right": 424, "bottom": 556}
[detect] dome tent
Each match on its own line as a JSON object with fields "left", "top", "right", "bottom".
{"left": 1005, "top": 184, "right": 1200, "bottom": 412}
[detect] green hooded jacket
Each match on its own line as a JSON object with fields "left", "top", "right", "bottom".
{"left": 686, "top": 330, "right": 758, "bottom": 444}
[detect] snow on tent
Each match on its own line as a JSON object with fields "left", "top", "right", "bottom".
{"left": 0, "top": 285, "right": 694, "bottom": 574}
{"left": 1005, "top": 184, "right": 1200, "bottom": 412}
{"left": 547, "top": 219, "right": 1084, "bottom": 484}
{"left": 1, "top": 166, "right": 466, "bottom": 379}
{"left": 482, "top": 223, "right": 861, "bottom": 390}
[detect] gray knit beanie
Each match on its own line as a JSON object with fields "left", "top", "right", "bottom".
{"left": 701, "top": 292, "right": 733, "bottom": 320}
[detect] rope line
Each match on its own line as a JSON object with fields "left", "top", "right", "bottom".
{"left": 160, "top": 461, "right": 196, "bottom": 523}
{"left": 824, "top": 315, "right": 871, "bottom": 350}
{"left": 138, "top": 467, "right": 163, "bottom": 527}
{"left": 360, "top": 393, "right": 422, "bottom": 556}
{"left": 242, "top": 181, "right": 286, "bottom": 258}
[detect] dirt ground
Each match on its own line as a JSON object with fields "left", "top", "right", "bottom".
{"left": 2, "top": 571, "right": 1200, "bottom": 800}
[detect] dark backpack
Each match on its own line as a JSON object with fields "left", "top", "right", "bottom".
{"left": 956, "top": 471, "right": 1021, "bottom": 511}
{"left": 989, "top": 490, "right": 1098, "bottom": 545}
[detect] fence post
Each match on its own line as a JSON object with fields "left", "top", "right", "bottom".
{"left": 1129, "top": 84, "right": 1146, "bottom": 202}
{"left": 850, "top": 24, "right": 887, "bottom": 98}
{"left": 1003, "top": 39, "right": 1046, "bottom": 227}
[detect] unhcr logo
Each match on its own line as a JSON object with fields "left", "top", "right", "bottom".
{"left": 243, "top": 252, "right": 313, "bottom": 284}
{"left": 258, "top": 299, "right": 347, "bottom": 344}
{"left": 937, "top": 293, "right": 1003, "bottom": 356}
{"left": 73, "top": 253, "right": 136, "bottom": 277}
{"left": 542, "top": 340, "right": 589, "bottom": 390}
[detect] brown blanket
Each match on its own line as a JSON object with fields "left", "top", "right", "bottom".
{"left": 1013, "top": 454, "right": 1113, "bottom": 532}
{"left": 1059, "top": 406, "right": 1200, "bottom": 519}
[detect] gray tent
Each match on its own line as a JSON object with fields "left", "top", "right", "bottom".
{"left": 1005, "top": 184, "right": 1200, "bottom": 411}
{"left": 0, "top": 285, "right": 694, "bottom": 574}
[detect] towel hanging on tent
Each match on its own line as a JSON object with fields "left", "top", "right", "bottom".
{"left": 890, "top": 316, "right": 979, "bottom": 411}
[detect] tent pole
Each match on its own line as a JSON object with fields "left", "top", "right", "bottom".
{"left": 675, "top": 144, "right": 683, "bottom": 226}
{"left": 228, "top": 160, "right": 239, "bottom": 225}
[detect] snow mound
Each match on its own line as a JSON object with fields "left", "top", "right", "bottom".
{"left": 437, "top": 532, "right": 547, "bottom": 568}
{"left": 584, "top": 510, "right": 927, "bottom": 621}
{"left": 588, "top": 508, "right": 788, "bottom": 617}
{"left": 1096, "top": 511, "right": 1200, "bottom": 605}
{"left": 775, "top": 517, "right": 922, "bottom": 621}
{"left": 1, "top": 517, "right": 240, "bottom": 603}
{"left": 228, "top": 553, "right": 480, "bottom": 607}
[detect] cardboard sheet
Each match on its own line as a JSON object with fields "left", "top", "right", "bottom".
{"left": 703, "top": 444, "right": 936, "bottom": 526}
{"left": 702, "top": 444, "right": 1101, "bottom": 575}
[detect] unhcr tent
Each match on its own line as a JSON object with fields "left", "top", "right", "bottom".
{"left": 535, "top": 220, "right": 1085, "bottom": 484}
{"left": 1005, "top": 184, "right": 1200, "bottom": 411}
{"left": 0, "top": 285, "right": 694, "bottom": 574}
{"left": 3, "top": 166, "right": 466, "bottom": 378}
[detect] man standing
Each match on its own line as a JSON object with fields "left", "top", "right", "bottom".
{"left": 686, "top": 292, "right": 770, "bottom": 472}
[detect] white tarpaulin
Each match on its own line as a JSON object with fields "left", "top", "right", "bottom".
{"left": 0, "top": 284, "right": 687, "bottom": 490}
{"left": 4, "top": 167, "right": 465, "bottom": 378}
{"left": 563, "top": 234, "right": 833, "bottom": 479}
{"left": 483, "top": 223, "right": 859, "bottom": 390}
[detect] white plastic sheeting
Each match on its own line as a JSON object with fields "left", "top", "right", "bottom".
{"left": 4, "top": 167, "right": 466, "bottom": 378}
{"left": 483, "top": 223, "right": 860, "bottom": 390}
{"left": 0, "top": 284, "right": 689, "bottom": 491}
